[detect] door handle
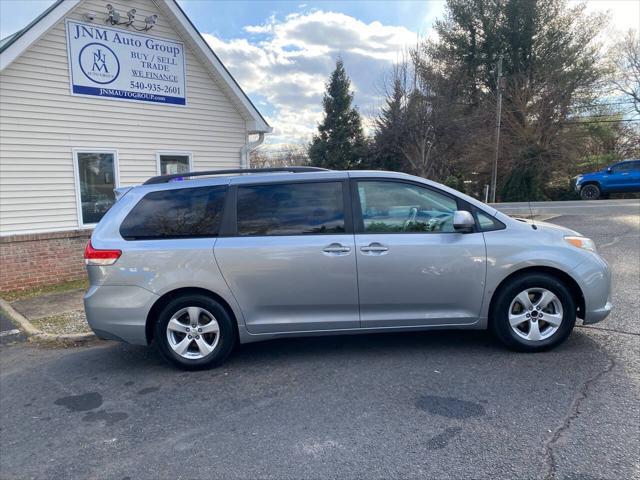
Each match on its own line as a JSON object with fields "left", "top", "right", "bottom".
{"left": 322, "top": 243, "right": 351, "bottom": 255}
{"left": 360, "top": 243, "right": 389, "bottom": 254}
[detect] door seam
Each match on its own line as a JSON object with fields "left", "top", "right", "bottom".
{"left": 212, "top": 240, "right": 249, "bottom": 330}
{"left": 478, "top": 232, "right": 490, "bottom": 320}
{"left": 352, "top": 232, "right": 362, "bottom": 328}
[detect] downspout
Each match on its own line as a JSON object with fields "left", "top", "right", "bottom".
{"left": 240, "top": 132, "right": 265, "bottom": 169}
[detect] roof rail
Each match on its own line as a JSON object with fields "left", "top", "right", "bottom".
{"left": 143, "top": 166, "right": 330, "bottom": 185}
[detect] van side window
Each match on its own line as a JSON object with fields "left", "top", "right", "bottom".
{"left": 356, "top": 181, "right": 457, "bottom": 233}
{"left": 236, "top": 182, "right": 345, "bottom": 236}
{"left": 120, "top": 186, "right": 227, "bottom": 240}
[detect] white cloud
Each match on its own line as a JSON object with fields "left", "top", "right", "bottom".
{"left": 573, "top": 0, "right": 640, "bottom": 34}
{"left": 203, "top": 3, "right": 637, "bottom": 146}
{"left": 202, "top": 11, "right": 418, "bottom": 145}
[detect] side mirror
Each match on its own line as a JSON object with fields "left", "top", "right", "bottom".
{"left": 453, "top": 210, "right": 475, "bottom": 233}
{"left": 606, "top": 167, "right": 613, "bottom": 174}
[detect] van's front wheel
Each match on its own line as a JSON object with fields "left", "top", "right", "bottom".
{"left": 154, "top": 294, "right": 236, "bottom": 370}
{"left": 491, "top": 274, "right": 576, "bottom": 352}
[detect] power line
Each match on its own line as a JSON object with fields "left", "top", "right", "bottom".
{"left": 446, "top": 112, "right": 638, "bottom": 125}
{"left": 567, "top": 113, "right": 635, "bottom": 118}
{"left": 569, "top": 101, "right": 636, "bottom": 108}
{"left": 560, "top": 119, "right": 640, "bottom": 125}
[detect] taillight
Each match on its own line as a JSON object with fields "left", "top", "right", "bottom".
{"left": 84, "top": 240, "right": 121, "bottom": 266}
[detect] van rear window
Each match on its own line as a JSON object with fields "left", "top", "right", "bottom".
{"left": 120, "top": 186, "right": 227, "bottom": 240}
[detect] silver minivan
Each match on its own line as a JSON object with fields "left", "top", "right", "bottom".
{"left": 84, "top": 168, "right": 612, "bottom": 369}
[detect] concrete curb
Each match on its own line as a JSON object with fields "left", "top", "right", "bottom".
{"left": 0, "top": 298, "right": 96, "bottom": 346}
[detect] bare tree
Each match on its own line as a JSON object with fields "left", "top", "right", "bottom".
{"left": 611, "top": 30, "right": 640, "bottom": 115}
{"left": 399, "top": 90, "right": 435, "bottom": 178}
{"left": 250, "top": 144, "right": 309, "bottom": 168}
{"left": 373, "top": 48, "right": 476, "bottom": 181}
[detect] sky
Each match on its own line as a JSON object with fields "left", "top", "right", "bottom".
{"left": 1, "top": 0, "right": 639, "bottom": 145}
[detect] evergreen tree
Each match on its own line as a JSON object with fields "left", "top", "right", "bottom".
{"left": 372, "top": 77, "right": 406, "bottom": 171}
{"left": 309, "top": 59, "right": 366, "bottom": 169}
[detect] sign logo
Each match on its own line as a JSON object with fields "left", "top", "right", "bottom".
{"left": 78, "top": 42, "right": 120, "bottom": 84}
{"left": 92, "top": 49, "right": 108, "bottom": 73}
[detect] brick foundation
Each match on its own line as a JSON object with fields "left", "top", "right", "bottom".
{"left": 0, "top": 229, "right": 92, "bottom": 292}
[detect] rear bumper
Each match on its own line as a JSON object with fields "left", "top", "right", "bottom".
{"left": 84, "top": 285, "right": 158, "bottom": 345}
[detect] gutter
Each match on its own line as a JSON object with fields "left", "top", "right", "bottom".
{"left": 240, "top": 132, "right": 265, "bottom": 169}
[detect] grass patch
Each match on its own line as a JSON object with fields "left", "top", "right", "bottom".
{"left": 1, "top": 279, "right": 88, "bottom": 303}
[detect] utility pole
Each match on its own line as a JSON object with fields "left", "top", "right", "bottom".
{"left": 490, "top": 55, "right": 503, "bottom": 203}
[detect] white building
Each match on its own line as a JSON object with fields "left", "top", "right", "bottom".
{"left": 0, "top": 0, "right": 270, "bottom": 291}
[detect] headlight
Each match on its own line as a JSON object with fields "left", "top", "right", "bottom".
{"left": 575, "top": 175, "right": 583, "bottom": 183}
{"left": 565, "top": 236, "right": 596, "bottom": 253}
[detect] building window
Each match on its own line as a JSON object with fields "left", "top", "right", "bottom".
{"left": 73, "top": 150, "right": 118, "bottom": 226}
{"left": 157, "top": 153, "right": 192, "bottom": 175}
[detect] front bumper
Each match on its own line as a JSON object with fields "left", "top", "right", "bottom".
{"left": 570, "top": 254, "right": 612, "bottom": 325}
{"left": 584, "top": 300, "right": 613, "bottom": 324}
{"left": 84, "top": 284, "right": 159, "bottom": 345}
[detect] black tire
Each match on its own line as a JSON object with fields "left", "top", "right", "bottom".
{"left": 154, "top": 294, "right": 236, "bottom": 370}
{"left": 490, "top": 273, "right": 576, "bottom": 352}
{"left": 580, "top": 184, "right": 600, "bottom": 200}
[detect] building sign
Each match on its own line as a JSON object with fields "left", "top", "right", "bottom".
{"left": 66, "top": 20, "right": 186, "bottom": 105}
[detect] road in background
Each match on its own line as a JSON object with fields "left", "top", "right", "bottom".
{"left": 492, "top": 198, "right": 640, "bottom": 217}
{"left": 1, "top": 205, "right": 638, "bottom": 480}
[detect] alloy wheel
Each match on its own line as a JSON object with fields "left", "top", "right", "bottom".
{"left": 508, "top": 288, "right": 563, "bottom": 342}
{"left": 166, "top": 306, "right": 220, "bottom": 359}
{"left": 581, "top": 185, "right": 599, "bottom": 200}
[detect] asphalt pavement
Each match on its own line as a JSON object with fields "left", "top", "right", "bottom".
{"left": 0, "top": 309, "right": 22, "bottom": 345}
{"left": 1, "top": 203, "right": 638, "bottom": 480}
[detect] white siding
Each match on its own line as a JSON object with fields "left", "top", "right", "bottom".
{"left": 0, "top": 0, "right": 248, "bottom": 235}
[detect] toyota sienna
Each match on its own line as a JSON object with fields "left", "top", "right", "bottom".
{"left": 84, "top": 168, "right": 612, "bottom": 369}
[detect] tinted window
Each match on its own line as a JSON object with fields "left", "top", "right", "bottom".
{"left": 357, "top": 181, "right": 457, "bottom": 233}
{"left": 120, "top": 186, "right": 226, "bottom": 240}
{"left": 237, "top": 182, "right": 345, "bottom": 236}
{"left": 612, "top": 162, "right": 636, "bottom": 172}
{"left": 624, "top": 161, "right": 640, "bottom": 171}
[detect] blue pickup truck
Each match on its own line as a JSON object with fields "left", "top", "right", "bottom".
{"left": 576, "top": 159, "right": 640, "bottom": 200}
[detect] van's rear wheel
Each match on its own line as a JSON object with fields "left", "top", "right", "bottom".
{"left": 580, "top": 184, "right": 600, "bottom": 200}
{"left": 491, "top": 273, "right": 576, "bottom": 352}
{"left": 155, "top": 294, "right": 236, "bottom": 370}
